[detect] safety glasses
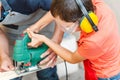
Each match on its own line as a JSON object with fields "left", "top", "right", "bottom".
{"left": 56, "top": 21, "right": 79, "bottom": 33}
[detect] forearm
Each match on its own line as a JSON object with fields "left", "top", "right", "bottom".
{"left": 33, "top": 11, "right": 54, "bottom": 30}
{"left": 51, "top": 24, "right": 64, "bottom": 44}
{"left": 42, "top": 36, "right": 78, "bottom": 63}
{"left": 27, "top": 29, "right": 85, "bottom": 63}
{"left": 0, "top": 28, "right": 9, "bottom": 57}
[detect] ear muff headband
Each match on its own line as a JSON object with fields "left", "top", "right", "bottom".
{"left": 75, "top": 0, "right": 98, "bottom": 33}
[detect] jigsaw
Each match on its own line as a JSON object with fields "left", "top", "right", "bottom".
{"left": 12, "top": 33, "right": 49, "bottom": 75}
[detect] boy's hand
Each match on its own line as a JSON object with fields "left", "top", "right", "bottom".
{"left": 27, "top": 29, "right": 43, "bottom": 48}
{"left": 27, "top": 29, "right": 57, "bottom": 68}
{"left": 39, "top": 49, "right": 57, "bottom": 68}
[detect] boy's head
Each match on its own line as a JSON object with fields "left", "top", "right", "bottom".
{"left": 50, "top": 0, "right": 94, "bottom": 22}
{"left": 50, "top": 0, "right": 95, "bottom": 33}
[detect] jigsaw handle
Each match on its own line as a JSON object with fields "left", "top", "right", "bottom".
{"left": 12, "top": 33, "right": 49, "bottom": 66}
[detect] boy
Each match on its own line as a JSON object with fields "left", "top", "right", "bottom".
{"left": 27, "top": 0, "right": 120, "bottom": 80}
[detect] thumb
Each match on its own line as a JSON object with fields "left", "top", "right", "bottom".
{"left": 34, "top": 29, "right": 39, "bottom": 33}
{"left": 23, "top": 30, "right": 27, "bottom": 34}
{"left": 28, "top": 42, "right": 38, "bottom": 48}
{"left": 9, "top": 65, "right": 14, "bottom": 70}
{"left": 27, "top": 29, "right": 36, "bottom": 38}
{"left": 27, "top": 42, "right": 33, "bottom": 47}
{"left": 23, "top": 28, "right": 30, "bottom": 34}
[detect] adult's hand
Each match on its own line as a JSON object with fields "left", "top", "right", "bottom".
{"left": 24, "top": 11, "right": 54, "bottom": 33}
{"left": 0, "top": 55, "right": 14, "bottom": 72}
{"left": 25, "top": 24, "right": 41, "bottom": 33}
{"left": 0, "top": 28, "right": 14, "bottom": 72}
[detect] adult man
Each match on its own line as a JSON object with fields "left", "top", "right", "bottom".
{"left": 0, "top": 0, "right": 63, "bottom": 80}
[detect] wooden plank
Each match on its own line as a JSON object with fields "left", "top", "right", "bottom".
{"left": 0, "top": 71, "right": 18, "bottom": 80}
{"left": 0, "top": 58, "right": 64, "bottom": 80}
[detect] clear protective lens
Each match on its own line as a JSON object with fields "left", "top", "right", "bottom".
{"left": 56, "top": 21, "right": 79, "bottom": 33}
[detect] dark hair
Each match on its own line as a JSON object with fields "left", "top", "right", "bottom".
{"left": 50, "top": 0, "right": 94, "bottom": 22}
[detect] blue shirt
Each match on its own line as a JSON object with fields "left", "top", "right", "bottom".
{"left": 6, "top": 0, "right": 52, "bottom": 15}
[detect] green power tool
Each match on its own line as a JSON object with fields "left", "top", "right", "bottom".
{"left": 12, "top": 33, "right": 48, "bottom": 75}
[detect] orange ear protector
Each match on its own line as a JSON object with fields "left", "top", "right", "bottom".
{"left": 75, "top": 0, "right": 98, "bottom": 33}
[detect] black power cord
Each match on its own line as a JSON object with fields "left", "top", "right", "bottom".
{"left": 64, "top": 60, "right": 68, "bottom": 80}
